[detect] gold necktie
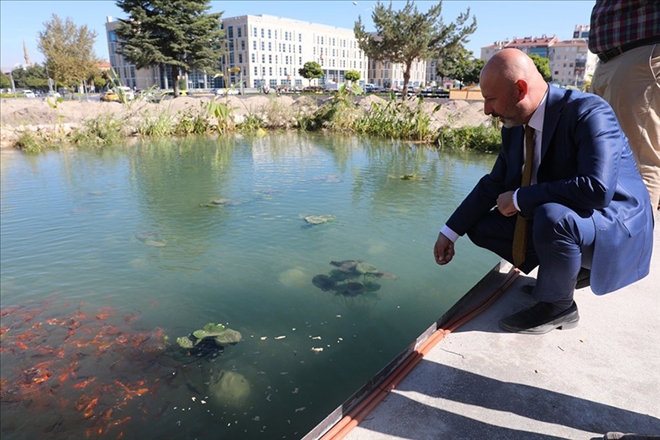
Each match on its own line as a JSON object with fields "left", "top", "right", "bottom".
{"left": 512, "top": 125, "right": 535, "bottom": 267}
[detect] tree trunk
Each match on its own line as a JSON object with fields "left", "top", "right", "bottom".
{"left": 173, "top": 66, "right": 180, "bottom": 97}
{"left": 402, "top": 62, "right": 412, "bottom": 101}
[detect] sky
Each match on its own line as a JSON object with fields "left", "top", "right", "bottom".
{"left": 0, "top": 0, "right": 596, "bottom": 71}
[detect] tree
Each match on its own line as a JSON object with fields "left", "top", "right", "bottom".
{"left": 354, "top": 0, "right": 476, "bottom": 99}
{"left": 437, "top": 49, "right": 484, "bottom": 86}
{"left": 115, "top": 0, "right": 225, "bottom": 97}
{"left": 345, "top": 70, "right": 361, "bottom": 83}
{"left": 529, "top": 54, "right": 552, "bottom": 82}
{"left": 0, "top": 73, "right": 10, "bottom": 90}
{"left": 37, "top": 14, "right": 100, "bottom": 90}
{"left": 298, "top": 61, "right": 323, "bottom": 87}
{"left": 11, "top": 64, "right": 49, "bottom": 90}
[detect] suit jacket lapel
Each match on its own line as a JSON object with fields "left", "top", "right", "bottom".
{"left": 540, "top": 86, "right": 566, "bottom": 162}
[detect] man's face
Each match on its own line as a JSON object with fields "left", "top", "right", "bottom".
{"left": 481, "top": 81, "right": 525, "bottom": 128}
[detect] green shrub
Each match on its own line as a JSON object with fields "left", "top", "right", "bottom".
{"left": 14, "top": 131, "right": 44, "bottom": 154}
{"left": 71, "top": 113, "right": 125, "bottom": 147}
{"left": 435, "top": 125, "right": 502, "bottom": 152}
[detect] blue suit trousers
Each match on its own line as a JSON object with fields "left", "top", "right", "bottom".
{"left": 467, "top": 203, "right": 596, "bottom": 303}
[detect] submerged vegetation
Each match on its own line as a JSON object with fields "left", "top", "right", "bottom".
{"left": 9, "top": 87, "right": 501, "bottom": 154}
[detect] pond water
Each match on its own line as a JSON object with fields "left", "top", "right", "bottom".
{"left": 0, "top": 133, "right": 498, "bottom": 440}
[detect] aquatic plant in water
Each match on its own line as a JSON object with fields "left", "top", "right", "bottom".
{"left": 311, "top": 260, "right": 397, "bottom": 296}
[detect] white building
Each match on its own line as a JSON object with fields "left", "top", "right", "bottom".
{"left": 220, "top": 15, "right": 368, "bottom": 89}
{"left": 105, "top": 14, "right": 370, "bottom": 91}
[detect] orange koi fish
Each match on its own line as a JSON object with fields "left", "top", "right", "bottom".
{"left": 72, "top": 378, "right": 95, "bottom": 389}
{"left": 83, "top": 397, "right": 99, "bottom": 418}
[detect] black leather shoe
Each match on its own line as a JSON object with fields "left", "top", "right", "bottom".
{"left": 499, "top": 301, "right": 579, "bottom": 334}
{"left": 521, "top": 268, "right": 591, "bottom": 295}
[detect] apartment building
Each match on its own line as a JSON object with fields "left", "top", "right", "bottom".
{"left": 548, "top": 39, "right": 597, "bottom": 88}
{"left": 105, "top": 13, "right": 435, "bottom": 92}
{"left": 219, "top": 15, "right": 368, "bottom": 89}
{"left": 480, "top": 35, "right": 559, "bottom": 62}
{"left": 105, "top": 14, "right": 369, "bottom": 91}
{"left": 479, "top": 25, "right": 597, "bottom": 88}
{"left": 367, "top": 58, "right": 426, "bottom": 91}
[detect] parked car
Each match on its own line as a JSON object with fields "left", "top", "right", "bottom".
{"left": 212, "top": 88, "right": 238, "bottom": 96}
{"left": 47, "top": 91, "right": 61, "bottom": 99}
{"left": 22, "top": 90, "right": 36, "bottom": 98}
{"left": 116, "top": 86, "right": 135, "bottom": 101}
{"left": 364, "top": 83, "right": 382, "bottom": 93}
{"left": 100, "top": 90, "right": 121, "bottom": 102}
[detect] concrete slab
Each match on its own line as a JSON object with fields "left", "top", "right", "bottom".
{"left": 318, "top": 226, "right": 660, "bottom": 440}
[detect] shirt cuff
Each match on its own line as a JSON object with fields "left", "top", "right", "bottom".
{"left": 513, "top": 188, "right": 520, "bottom": 211}
{"left": 440, "top": 225, "right": 459, "bottom": 243}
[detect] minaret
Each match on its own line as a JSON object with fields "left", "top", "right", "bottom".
{"left": 23, "top": 41, "right": 32, "bottom": 67}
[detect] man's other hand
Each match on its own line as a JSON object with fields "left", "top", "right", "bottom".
{"left": 434, "top": 232, "right": 455, "bottom": 265}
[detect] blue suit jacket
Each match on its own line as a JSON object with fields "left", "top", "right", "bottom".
{"left": 446, "top": 85, "right": 653, "bottom": 294}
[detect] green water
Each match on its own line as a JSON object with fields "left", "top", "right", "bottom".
{"left": 0, "top": 133, "right": 498, "bottom": 439}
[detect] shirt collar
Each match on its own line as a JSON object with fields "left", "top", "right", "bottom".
{"left": 527, "top": 88, "right": 548, "bottom": 132}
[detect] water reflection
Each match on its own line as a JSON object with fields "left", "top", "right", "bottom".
{"left": 0, "top": 133, "right": 498, "bottom": 439}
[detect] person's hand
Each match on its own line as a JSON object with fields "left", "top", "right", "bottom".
{"left": 496, "top": 190, "right": 518, "bottom": 217}
{"left": 433, "top": 232, "right": 455, "bottom": 265}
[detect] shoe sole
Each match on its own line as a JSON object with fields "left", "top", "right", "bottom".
{"left": 499, "top": 311, "right": 580, "bottom": 334}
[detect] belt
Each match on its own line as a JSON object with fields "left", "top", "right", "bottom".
{"left": 597, "top": 35, "right": 660, "bottom": 63}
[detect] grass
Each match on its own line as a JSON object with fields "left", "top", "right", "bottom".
{"left": 8, "top": 94, "right": 499, "bottom": 153}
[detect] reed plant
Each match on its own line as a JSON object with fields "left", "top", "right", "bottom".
{"left": 173, "top": 107, "right": 211, "bottom": 136}
{"left": 435, "top": 125, "right": 502, "bottom": 152}
{"left": 71, "top": 113, "right": 125, "bottom": 147}
{"left": 354, "top": 96, "right": 437, "bottom": 142}
{"left": 14, "top": 131, "right": 46, "bottom": 154}
{"left": 136, "top": 110, "right": 176, "bottom": 137}
{"left": 300, "top": 86, "right": 360, "bottom": 131}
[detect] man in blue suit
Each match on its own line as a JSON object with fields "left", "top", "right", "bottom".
{"left": 433, "top": 49, "right": 653, "bottom": 334}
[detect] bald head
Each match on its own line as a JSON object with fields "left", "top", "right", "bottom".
{"left": 480, "top": 49, "right": 548, "bottom": 127}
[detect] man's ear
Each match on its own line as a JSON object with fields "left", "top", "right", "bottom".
{"left": 514, "top": 79, "right": 528, "bottom": 101}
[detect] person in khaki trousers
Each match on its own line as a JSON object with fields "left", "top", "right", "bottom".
{"left": 589, "top": 0, "right": 660, "bottom": 214}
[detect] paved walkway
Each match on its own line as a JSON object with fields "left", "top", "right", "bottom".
{"left": 308, "top": 225, "right": 659, "bottom": 440}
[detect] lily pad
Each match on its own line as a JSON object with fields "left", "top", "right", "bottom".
{"left": 303, "top": 214, "right": 336, "bottom": 225}
{"left": 330, "top": 260, "right": 359, "bottom": 272}
{"left": 312, "top": 274, "right": 336, "bottom": 291}
{"left": 341, "top": 281, "right": 366, "bottom": 296}
{"left": 192, "top": 323, "right": 227, "bottom": 340}
{"left": 214, "top": 329, "right": 242, "bottom": 344}
{"left": 355, "top": 262, "right": 379, "bottom": 275}
{"left": 176, "top": 336, "right": 195, "bottom": 349}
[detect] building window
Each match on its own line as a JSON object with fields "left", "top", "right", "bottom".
{"left": 254, "top": 66, "right": 258, "bottom": 75}
{"left": 253, "top": 41, "right": 257, "bottom": 50}
{"left": 268, "top": 42, "right": 272, "bottom": 51}
{"left": 237, "top": 27, "right": 242, "bottom": 38}
{"left": 269, "top": 55, "right": 272, "bottom": 63}
{"left": 238, "top": 54, "right": 243, "bottom": 63}
{"left": 261, "top": 29, "right": 264, "bottom": 38}
{"left": 269, "top": 67, "right": 272, "bottom": 75}
{"left": 228, "top": 26, "right": 233, "bottom": 39}
{"left": 261, "top": 41, "right": 265, "bottom": 50}
{"left": 252, "top": 54, "right": 255, "bottom": 62}
{"left": 241, "top": 40, "right": 245, "bottom": 50}
{"left": 262, "top": 54, "right": 265, "bottom": 63}
{"left": 268, "top": 29, "right": 271, "bottom": 38}
{"left": 254, "top": 27, "right": 257, "bottom": 37}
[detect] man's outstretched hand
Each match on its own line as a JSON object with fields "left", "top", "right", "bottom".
{"left": 434, "top": 232, "right": 455, "bottom": 265}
